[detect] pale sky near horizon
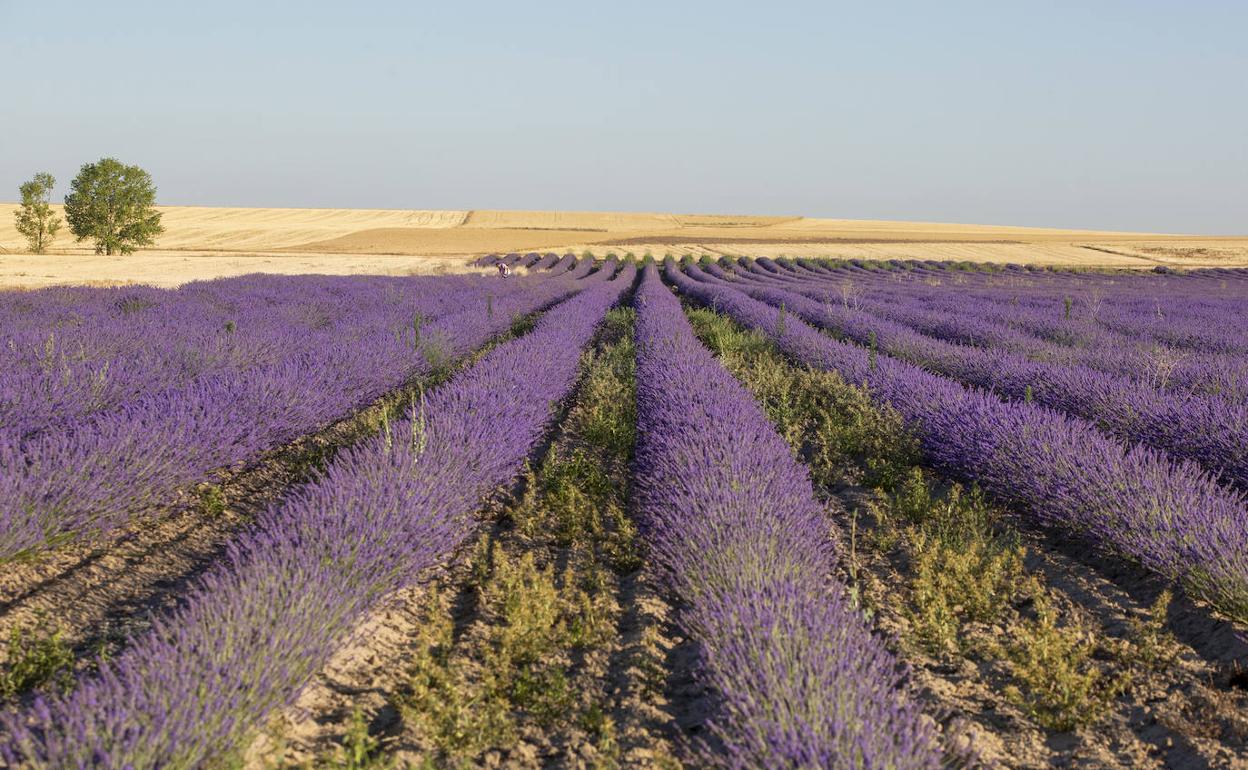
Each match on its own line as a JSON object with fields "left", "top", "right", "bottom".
{"left": 1, "top": 1, "right": 1245, "bottom": 234}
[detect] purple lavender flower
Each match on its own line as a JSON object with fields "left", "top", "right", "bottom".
{"left": 632, "top": 262, "right": 942, "bottom": 768}
{"left": 0, "top": 264, "right": 636, "bottom": 767}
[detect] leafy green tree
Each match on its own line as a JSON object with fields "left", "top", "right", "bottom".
{"left": 14, "top": 172, "right": 62, "bottom": 254}
{"left": 63, "top": 158, "right": 164, "bottom": 255}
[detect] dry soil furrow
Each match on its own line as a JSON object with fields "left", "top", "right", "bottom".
{"left": 840, "top": 492, "right": 1248, "bottom": 770}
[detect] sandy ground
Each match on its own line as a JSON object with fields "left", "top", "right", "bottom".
{"left": 1, "top": 204, "right": 1246, "bottom": 287}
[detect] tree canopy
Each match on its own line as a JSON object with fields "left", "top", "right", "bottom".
{"left": 14, "top": 172, "right": 62, "bottom": 254}
{"left": 63, "top": 158, "right": 164, "bottom": 256}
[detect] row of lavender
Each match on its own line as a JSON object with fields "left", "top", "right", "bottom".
{"left": 896, "top": 263, "right": 1248, "bottom": 392}
{"left": 3, "top": 279, "right": 295, "bottom": 438}
{"left": 474, "top": 252, "right": 575, "bottom": 270}
{"left": 788, "top": 255, "right": 1248, "bottom": 348}
{"left": 1, "top": 275, "right": 486, "bottom": 439}
{"left": 0, "top": 256, "right": 580, "bottom": 440}
{"left": 715, "top": 253, "right": 1248, "bottom": 463}
{"left": 0, "top": 258, "right": 593, "bottom": 559}
{"left": 631, "top": 263, "right": 942, "bottom": 767}
{"left": 783, "top": 255, "right": 1248, "bottom": 369}
{"left": 0, "top": 262, "right": 636, "bottom": 767}
{"left": 668, "top": 259, "right": 1248, "bottom": 625}
{"left": 775, "top": 256, "right": 1248, "bottom": 442}
{"left": 846, "top": 287, "right": 1248, "bottom": 400}
{"left": 807, "top": 256, "right": 1248, "bottom": 328}
{"left": 753, "top": 256, "right": 1248, "bottom": 346}
{"left": 768, "top": 256, "right": 1248, "bottom": 348}
{"left": 699, "top": 258, "right": 1248, "bottom": 492}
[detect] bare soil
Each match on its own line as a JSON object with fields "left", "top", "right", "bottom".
{"left": 244, "top": 516, "right": 689, "bottom": 769}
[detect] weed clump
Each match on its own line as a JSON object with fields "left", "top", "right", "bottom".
{"left": 319, "top": 707, "right": 395, "bottom": 769}
{"left": 1, "top": 619, "right": 75, "bottom": 701}
{"left": 196, "top": 483, "right": 226, "bottom": 517}
{"left": 1119, "top": 589, "right": 1180, "bottom": 672}
{"left": 995, "top": 598, "right": 1129, "bottom": 731}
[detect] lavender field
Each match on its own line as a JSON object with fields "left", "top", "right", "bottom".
{"left": 2, "top": 255, "right": 1248, "bottom": 768}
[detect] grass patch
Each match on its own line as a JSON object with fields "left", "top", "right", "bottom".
{"left": 872, "top": 469, "right": 1035, "bottom": 653}
{"left": 508, "top": 312, "right": 536, "bottom": 340}
{"left": 196, "top": 483, "right": 227, "bottom": 518}
{"left": 1118, "top": 590, "right": 1180, "bottom": 672}
{"left": 394, "top": 589, "right": 517, "bottom": 764}
{"left": 316, "top": 707, "right": 395, "bottom": 769}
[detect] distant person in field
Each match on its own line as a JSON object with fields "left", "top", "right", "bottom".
{"left": 497, "top": 261, "right": 512, "bottom": 277}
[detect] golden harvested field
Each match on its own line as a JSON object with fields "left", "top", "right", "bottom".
{"left": 1, "top": 203, "right": 1246, "bottom": 287}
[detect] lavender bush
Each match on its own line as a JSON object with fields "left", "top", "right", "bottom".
{"left": 697, "top": 268, "right": 1248, "bottom": 492}
{"left": 735, "top": 260, "right": 1248, "bottom": 399}
{"left": 666, "top": 259, "right": 1248, "bottom": 623}
{"left": 632, "top": 262, "right": 941, "bottom": 768}
{"left": 0, "top": 271, "right": 598, "bottom": 559}
{"left": 0, "top": 263, "right": 636, "bottom": 768}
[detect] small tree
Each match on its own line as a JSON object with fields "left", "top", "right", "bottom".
{"left": 14, "top": 172, "right": 62, "bottom": 254}
{"left": 63, "top": 158, "right": 164, "bottom": 255}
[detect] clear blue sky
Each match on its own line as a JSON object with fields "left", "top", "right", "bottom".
{"left": 2, "top": 1, "right": 1245, "bottom": 234}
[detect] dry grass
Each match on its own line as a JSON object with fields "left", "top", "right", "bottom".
{"left": 2, "top": 203, "right": 1246, "bottom": 288}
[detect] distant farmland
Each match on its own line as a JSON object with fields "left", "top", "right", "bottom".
{"left": 3, "top": 204, "right": 1247, "bottom": 288}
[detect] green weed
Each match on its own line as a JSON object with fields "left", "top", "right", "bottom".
{"left": 581, "top": 703, "right": 621, "bottom": 769}
{"left": 1121, "top": 589, "right": 1180, "bottom": 672}
{"left": 196, "top": 483, "right": 227, "bottom": 518}
{"left": 394, "top": 591, "right": 517, "bottom": 762}
{"left": 906, "top": 531, "right": 1030, "bottom": 653}
{"left": 997, "top": 598, "right": 1128, "bottom": 731}
{"left": 0, "top": 619, "right": 75, "bottom": 700}
{"left": 317, "top": 707, "right": 394, "bottom": 769}
{"left": 509, "top": 312, "right": 535, "bottom": 339}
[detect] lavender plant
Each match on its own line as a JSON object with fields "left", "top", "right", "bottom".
{"left": 632, "top": 263, "right": 942, "bottom": 768}
{"left": 0, "top": 264, "right": 636, "bottom": 768}
{"left": 0, "top": 271, "right": 613, "bottom": 559}
{"left": 666, "top": 260, "right": 1248, "bottom": 624}
{"left": 706, "top": 271, "right": 1248, "bottom": 492}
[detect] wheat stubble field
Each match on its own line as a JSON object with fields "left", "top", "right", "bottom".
{"left": 2, "top": 204, "right": 1248, "bottom": 287}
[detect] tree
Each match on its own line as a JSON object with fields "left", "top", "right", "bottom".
{"left": 14, "top": 172, "right": 62, "bottom": 254}
{"left": 63, "top": 158, "right": 164, "bottom": 255}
